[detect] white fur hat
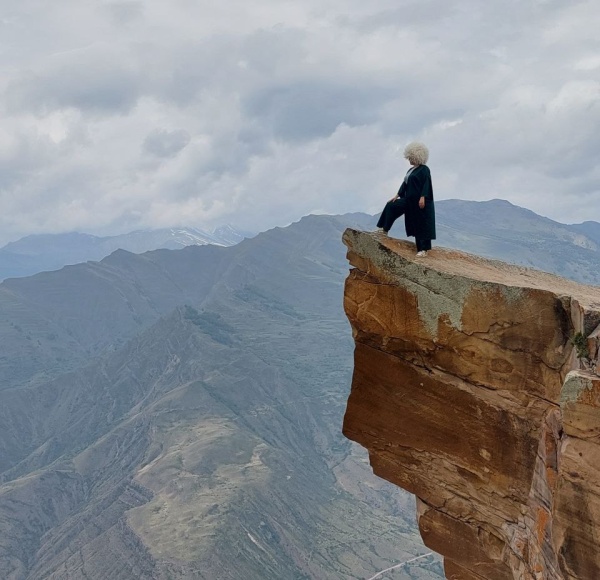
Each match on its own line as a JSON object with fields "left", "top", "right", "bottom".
{"left": 403, "top": 142, "right": 429, "bottom": 165}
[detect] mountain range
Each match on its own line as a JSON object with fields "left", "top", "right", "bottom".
{"left": 0, "top": 199, "right": 599, "bottom": 579}
{"left": 3, "top": 199, "right": 600, "bottom": 287}
{"left": 0, "top": 212, "right": 441, "bottom": 579}
{"left": 435, "top": 199, "right": 600, "bottom": 286}
{"left": 0, "top": 225, "right": 252, "bottom": 281}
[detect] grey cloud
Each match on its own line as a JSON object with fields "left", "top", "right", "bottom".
{"left": 237, "top": 125, "right": 270, "bottom": 150}
{"left": 160, "top": 137, "right": 266, "bottom": 203}
{"left": 103, "top": 1, "right": 144, "bottom": 25}
{"left": 244, "top": 82, "right": 389, "bottom": 141}
{"left": 5, "top": 47, "right": 143, "bottom": 115}
{"left": 143, "top": 129, "right": 191, "bottom": 158}
{"left": 144, "top": 27, "right": 308, "bottom": 108}
{"left": 351, "top": 0, "right": 457, "bottom": 31}
{"left": 1, "top": 0, "right": 599, "bottom": 243}
{"left": 0, "top": 132, "right": 55, "bottom": 192}
{"left": 240, "top": 26, "right": 307, "bottom": 76}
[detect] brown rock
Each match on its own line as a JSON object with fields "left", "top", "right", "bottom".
{"left": 342, "top": 229, "right": 600, "bottom": 579}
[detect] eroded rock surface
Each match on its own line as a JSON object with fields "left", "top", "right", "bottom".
{"left": 342, "top": 229, "right": 600, "bottom": 579}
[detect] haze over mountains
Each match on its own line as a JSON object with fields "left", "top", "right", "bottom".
{"left": 435, "top": 199, "right": 600, "bottom": 286}
{"left": 0, "top": 225, "right": 251, "bottom": 281}
{"left": 2, "top": 199, "right": 600, "bottom": 287}
{"left": 0, "top": 213, "right": 441, "bottom": 579}
{"left": 0, "top": 199, "right": 599, "bottom": 579}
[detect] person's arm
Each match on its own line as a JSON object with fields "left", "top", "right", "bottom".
{"left": 418, "top": 168, "right": 432, "bottom": 209}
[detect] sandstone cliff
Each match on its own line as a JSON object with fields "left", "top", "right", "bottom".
{"left": 342, "top": 229, "right": 600, "bottom": 580}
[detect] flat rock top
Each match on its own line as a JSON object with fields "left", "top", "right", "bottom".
{"left": 345, "top": 229, "right": 600, "bottom": 310}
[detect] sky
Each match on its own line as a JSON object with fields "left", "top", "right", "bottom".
{"left": 0, "top": 0, "right": 599, "bottom": 244}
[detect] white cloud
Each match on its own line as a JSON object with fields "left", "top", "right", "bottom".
{"left": 0, "top": 0, "right": 599, "bottom": 243}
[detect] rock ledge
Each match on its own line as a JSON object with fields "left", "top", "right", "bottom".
{"left": 342, "top": 229, "right": 600, "bottom": 579}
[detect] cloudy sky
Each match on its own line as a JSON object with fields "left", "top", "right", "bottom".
{"left": 1, "top": 0, "right": 599, "bottom": 243}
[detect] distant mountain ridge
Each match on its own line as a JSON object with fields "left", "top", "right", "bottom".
{"left": 434, "top": 199, "right": 600, "bottom": 286}
{"left": 2, "top": 199, "right": 599, "bottom": 286}
{"left": 0, "top": 225, "right": 253, "bottom": 281}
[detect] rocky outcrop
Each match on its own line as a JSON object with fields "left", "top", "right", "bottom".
{"left": 342, "top": 229, "right": 600, "bottom": 579}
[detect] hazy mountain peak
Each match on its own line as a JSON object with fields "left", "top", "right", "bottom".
{"left": 0, "top": 225, "right": 251, "bottom": 281}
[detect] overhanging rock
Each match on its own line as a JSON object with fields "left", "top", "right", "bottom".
{"left": 342, "top": 229, "right": 600, "bottom": 580}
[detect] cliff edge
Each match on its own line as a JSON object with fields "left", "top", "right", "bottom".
{"left": 342, "top": 229, "right": 600, "bottom": 580}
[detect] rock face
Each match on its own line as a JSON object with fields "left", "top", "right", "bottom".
{"left": 342, "top": 229, "right": 600, "bottom": 579}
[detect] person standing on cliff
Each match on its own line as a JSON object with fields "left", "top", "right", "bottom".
{"left": 374, "top": 142, "right": 436, "bottom": 256}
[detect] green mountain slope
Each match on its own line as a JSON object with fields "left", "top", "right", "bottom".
{"left": 0, "top": 213, "right": 441, "bottom": 579}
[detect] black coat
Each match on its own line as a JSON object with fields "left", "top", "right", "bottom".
{"left": 398, "top": 164, "right": 436, "bottom": 240}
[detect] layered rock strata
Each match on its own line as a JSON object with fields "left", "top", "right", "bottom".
{"left": 342, "top": 229, "right": 600, "bottom": 580}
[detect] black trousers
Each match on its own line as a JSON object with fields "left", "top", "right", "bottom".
{"left": 416, "top": 238, "right": 432, "bottom": 251}
{"left": 376, "top": 198, "right": 406, "bottom": 232}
